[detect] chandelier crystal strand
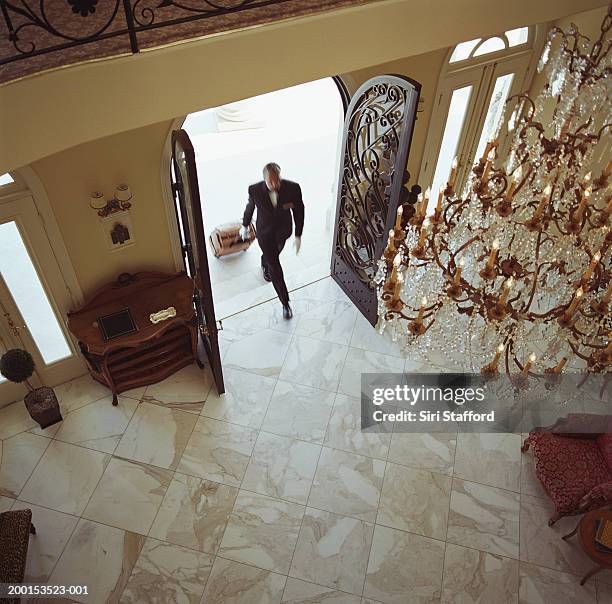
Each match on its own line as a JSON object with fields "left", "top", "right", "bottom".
{"left": 377, "top": 9, "right": 612, "bottom": 374}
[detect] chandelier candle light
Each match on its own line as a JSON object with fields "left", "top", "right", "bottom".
{"left": 376, "top": 11, "right": 612, "bottom": 374}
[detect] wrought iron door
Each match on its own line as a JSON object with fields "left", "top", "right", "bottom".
{"left": 331, "top": 75, "right": 421, "bottom": 325}
{"left": 171, "top": 129, "right": 224, "bottom": 395}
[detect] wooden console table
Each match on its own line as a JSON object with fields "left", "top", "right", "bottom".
{"left": 68, "top": 272, "right": 200, "bottom": 405}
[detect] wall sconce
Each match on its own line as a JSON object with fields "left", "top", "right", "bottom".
{"left": 89, "top": 184, "right": 133, "bottom": 217}
{"left": 89, "top": 185, "right": 136, "bottom": 251}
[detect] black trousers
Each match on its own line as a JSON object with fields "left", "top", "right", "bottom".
{"left": 258, "top": 233, "right": 289, "bottom": 305}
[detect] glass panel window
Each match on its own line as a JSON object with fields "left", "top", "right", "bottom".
{"left": 473, "top": 73, "right": 515, "bottom": 162}
{"left": 449, "top": 38, "right": 481, "bottom": 63}
{"left": 0, "top": 221, "right": 72, "bottom": 364}
{"left": 474, "top": 37, "right": 506, "bottom": 56}
{"left": 0, "top": 173, "right": 14, "bottom": 186}
{"left": 506, "top": 27, "right": 529, "bottom": 47}
{"left": 429, "top": 85, "right": 473, "bottom": 203}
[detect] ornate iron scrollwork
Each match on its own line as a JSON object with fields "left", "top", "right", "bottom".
{"left": 331, "top": 75, "right": 420, "bottom": 325}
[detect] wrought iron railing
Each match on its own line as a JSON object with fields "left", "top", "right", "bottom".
{"left": 0, "top": 0, "right": 369, "bottom": 83}
{"left": 0, "top": 1, "right": 292, "bottom": 63}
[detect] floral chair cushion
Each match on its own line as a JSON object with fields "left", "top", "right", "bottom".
{"left": 596, "top": 433, "right": 612, "bottom": 472}
{"left": 528, "top": 431, "right": 612, "bottom": 514}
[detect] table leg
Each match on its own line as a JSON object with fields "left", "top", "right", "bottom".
{"left": 580, "top": 565, "right": 603, "bottom": 586}
{"left": 112, "top": 393, "right": 118, "bottom": 406}
{"left": 562, "top": 518, "right": 581, "bottom": 541}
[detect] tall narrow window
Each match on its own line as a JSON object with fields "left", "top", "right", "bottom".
{"left": 430, "top": 86, "right": 473, "bottom": 199}
{"left": 419, "top": 26, "right": 537, "bottom": 196}
{"left": 473, "top": 73, "right": 515, "bottom": 162}
{"left": 0, "top": 221, "right": 72, "bottom": 364}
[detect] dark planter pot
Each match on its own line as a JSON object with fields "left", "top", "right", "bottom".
{"left": 24, "top": 387, "right": 63, "bottom": 429}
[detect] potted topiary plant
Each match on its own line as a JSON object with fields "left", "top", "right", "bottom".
{"left": 0, "top": 348, "right": 62, "bottom": 428}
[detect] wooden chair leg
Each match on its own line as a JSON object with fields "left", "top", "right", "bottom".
{"left": 562, "top": 518, "right": 580, "bottom": 541}
{"left": 30, "top": 522, "right": 36, "bottom": 535}
{"left": 548, "top": 511, "right": 562, "bottom": 526}
{"left": 580, "top": 565, "right": 602, "bottom": 586}
{"left": 521, "top": 437, "right": 530, "bottom": 452}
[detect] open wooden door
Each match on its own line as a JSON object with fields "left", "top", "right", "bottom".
{"left": 171, "top": 129, "right": 224, "bottom": 395}
{"left": 331, "top": 75, "right": 421, "bottom": 325}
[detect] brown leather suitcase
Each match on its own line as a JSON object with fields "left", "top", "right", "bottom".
{"left": 209, "top": 222, "right": 256, "bottom": 258}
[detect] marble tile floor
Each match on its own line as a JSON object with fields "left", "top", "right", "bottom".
{"left": 0, "top": 276, "right": 609, "bottom": 603}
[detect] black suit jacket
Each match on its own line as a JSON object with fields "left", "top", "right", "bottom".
{"left": 242, "top": 180, "right": 304, "bottom": 241}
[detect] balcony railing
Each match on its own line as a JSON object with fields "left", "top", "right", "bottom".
{"left": 0, "top": 0, "right": 374, "bottom": 84}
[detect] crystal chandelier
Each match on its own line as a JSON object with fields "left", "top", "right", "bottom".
{"left": 376, "top": 10, "right": 611, "bottom": 375}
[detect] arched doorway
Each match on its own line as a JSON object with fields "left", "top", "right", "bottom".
{"left": 181, "top": 77, "right": 346, "bottom": 318}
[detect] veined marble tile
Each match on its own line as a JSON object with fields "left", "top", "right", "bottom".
{"left": 143, "top": 363, "right": 213, "bottom": 414}
{"left": 447, "top": 478, "right": 520, "bottom": 560}
{"left": 83, "top": 457, "right": 172, "bottom": 535}
{"left": 11, "top": 501, "right": 78, "bottom": 583}
{"left": 350, "top": 314, "right": 405, "bottom": 358}
{"left": 219, "top": 491, "right": 304, "bottom": 574}
{"left": 53, "top": 374, "right": 110, "bottom": 414}
{"left": 115, "top": 402, "right": 197, "bottom": 470}
{"left": 215, "top": 270, "right": 268, "bottom": 303}
{"left": 54, "top": 395, "right": 138, "bottom": 454}
{"left": 518, "top": 562, "right": 596, "bottom": 604}
{"left": 224, "top": 329, "right": 293, "bottom": 378}
{"left": 201, "top": 367, "right": 277, "bottom": 429}
{"left": 519, "top": 446, "right": 546, "bottom": 499}
{"left": 242, "top": 431, "right": 320, "bottom": 504}
{"left": 289, "top": 508, "right": 374, "bottom": 596}
{"left": 309, "top": 447, "right": 385, "bottom": 522}
{"left": 20, "top": 440, "right": 110, "bottom": 515}
{"left": 324, "top": 393, "right": 392, "bottom": 460}
{"left": 0, "top": 400, "right": 37, "bottom": 440}
{"left": 280, "top": 335, "right": 348, "bottom": 392}
{"left": 0, "top": 495, "right": 14, "bottom": 511}
{"left": 0, "top": 432, "right": 50, "bottom": 498}
{"left": 377, "top": 462, "right": 451, "bottom": 540}
{"left": 150, "top": 472, "right": 237, "bottom": 554}
{"left": 363, "top": 524, "right": 445, "bottom": 604}
{"left": 293, "top": 299, "right": 358, "bottom": 346}
{"left": 28, "top": 419, "right": 61, "bottom": 439}
{"left": 442, "top": 543, "right": 519, "bottom": 604}
{"left": 120, "top": 385, "right": 147, "bottom": 401}
{"left": 453, "top": 433, "right": 521, "bottom": 492}
{"left": 281, "top": 578, "right": 361, "bottom": 603}
{"left": 50, "top": 519, "right": 144, "bottom": 604}
{"left": 338, "top": 348, "right": 404, "bottom": 400}
{"left": 262, "top": 380, "right": 335, "bottom": 443}
{"left": 388, "top": 432, "right": 456, "bottom": 475}
{"left": 519, "top": 494, "right": 592, "bottom": 575}
{"left": 220, "top": 297, "right": 296, "bottom": 340}
{"left": 291, "top": 277, "right": 349, "bottom": 304}
{"left": 201, "top": 557, "right": 286, "bottom": 604}
{"left": 120, "top": 537, "right": 213, "bottom": 604}
{"left": 597, "top": 582, "right": 612, "bottom": 603}
{"left": 177, "top": 416, "right": 257, "bottom": 486}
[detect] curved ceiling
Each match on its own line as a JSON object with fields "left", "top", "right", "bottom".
{"left": 0, "top": 0, "right": 604, "bottom": 173}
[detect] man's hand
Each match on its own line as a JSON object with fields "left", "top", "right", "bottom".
{"left": 239, "top": 225, "right": 250, "bottom": 241}
{"left": 294, "top": 236, "right": 301, "bottom": 255}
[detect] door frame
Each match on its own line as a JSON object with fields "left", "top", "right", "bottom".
{"left": 159, "top": 75, "right": 354, "bottom": 275}
{"left": 2, "top": 167, "right": 84, "bottom": 307}
{"left": 0, "top": 192, "right": 86, "bottom": 404}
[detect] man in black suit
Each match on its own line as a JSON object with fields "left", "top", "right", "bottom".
{"left": 239, "top": 163, "right": 304, "bottom": 319}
